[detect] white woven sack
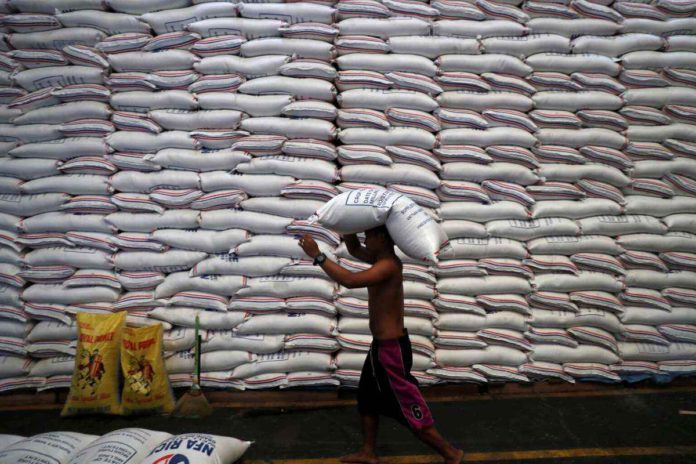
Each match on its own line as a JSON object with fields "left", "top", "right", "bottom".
{"left": 339, "top": 127, "right": 436, "bottom": 150}
{"left": 438, "top": 92, "right": 533, "bottom": 112}
{"left": 155, "top": 273, "right": 246, "bottom": 299}
{"left": 530, "top": 345, "right": 619, "bottom": 364}
{"left": 534, "top": 272, "right": 623, "bottom": 293}
{"left": 433, "top": 19, "right": 526, "bottom": 38}
{"left": 203, "top": 332, "right": 284, "bottom": 354}
{"left": 239, "top": 2, "right": 335, "bottom": 24}
{"left": 23, "top": 284, "right": 119, "bottom": 305}
{"left": 21, "top": 175, "right": 110, "bottom": 195}
{"left": 68, "top": 429, "right": 172, "bottom": 464}
{"left": 146, "top": 149, "right": 250, "bottom": 172}
{"left": 111, "top": 91, "right": 197, "bottom": 113}
{"left": 12, "top": 102, "right": 111, "bottom": 125}
{"left": 231, "top": 351, "right": 334, "bottom": 379}
{"left": 239, "top": 76, "right": 336, "bottom": 101}
{"left": 233, "top": 235, "right": 333, "bottom": 260}
{"left": 24, "top": 247, "right": 112, "bottom": 270}
{"left": 199, "top": 209, "right": 291, "bottom": 234}
{"left": 486, "top": 218, "right": 579, "bottom": 241}
{"left": 0, "top": 157, "right": 61, "bottom": 180}
{"left": 197, "top": 93, "right": 292, "bottom": 117}
{"left": 23, "top": 212, "right": 113, "bottom": 234}
{"left": 311, "top": 189, "right": 447, "bottom": 262}
{"left": 187, "top": 17, "right": 283, "bottom": 40}
{"left": 140, "top": 3, "right": 238, "bottom": 34}
{"left": 236, "top": 155, "right": 336, "bottom": 182}
{"left": 237, "top": 276, "right": 335, "bottom": 300}
{"left": 482, "top": 34, "right": 570, "bottom": 58}
{"left": 388, "top": 36, "right": 479, "bottom": 59}
{"left": 440, "top": 201, "right": 529, "bottom": 223}
{"left": 107, "top": 131, "right": 198, "bottom": 153}
{"left": 114, "top": 250, "right": 206, "bottom": 273}
{"left": 527, "top": 17, "right": 619, "bottom": 37}
{"left": 166, "top": 350, "right": 254, "bottom": 374}
{"left": 242, "top": 38, "right": 335, "bottom": 61}
{"left": 191, "top": 255, "right": 293, "bottom": 277}
{"left": 572, "top": 34, "right": 664, "bottom": 57}
{"left": 12, "top": 66, "right": 104, "bottom": 92}
{"left": 240, "top": 118, "right": 336, "bottom": 141}
{"left": 619, "top": 342, "right": 696, "bottom": 362}
{"left": 337, "top": 17, "right": 430, "bottom": 39}
{"left": 149, "top": 110, "right": 246, "bottom": 132}
{"left": 0, "top": 432, "right": 98, "bottom": 464}
{"left": 338, "top": 89, "right": 438, "bottom": 112}
{"left": 152, "top": 229, "right": 249, "bottom": 254}
{"left": 436, "top": 346, "right": 527, "bottom": 367}
{"left": 235, "top": 313, "right": 336, "bottom": 336}
{"left": 0, "top": 193, "right": 68, "bottom": 216}
{"left": 200, "top": 172, "right": 294, "bottom": 197}
{"left": 531, "top": 199, "right": 622, "bottom": 220}
{"left": 341, "top": 164, "right": 440, "bottom": 190}
{"left": 623, "top": 88, "right": 696, "bottom": 108}
{"left": 435, "top": 311, "right": 527, "bottom": 332}
{"left": 438, "top": 276, "right": 531, "bottom": 296}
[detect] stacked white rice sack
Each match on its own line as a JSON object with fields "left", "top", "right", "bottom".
{"left": 0, "top": 0, "right": 342, "bottom": 393}
{"left": 0, "top": 0, "right": 694, "bottom": 392}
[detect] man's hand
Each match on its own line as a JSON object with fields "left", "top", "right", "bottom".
{"left": 298, "top": 233, "right": 321, "bottom": 258}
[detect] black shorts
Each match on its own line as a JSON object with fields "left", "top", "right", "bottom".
{"left": 357, "top": 330, "right": 434, "bottom": 430}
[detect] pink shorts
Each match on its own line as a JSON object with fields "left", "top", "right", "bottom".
{"left": 357, "top": 330, "right": 434, "bottom": 430}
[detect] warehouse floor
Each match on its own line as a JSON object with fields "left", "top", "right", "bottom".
{"left": 1, "top": 384, "right": 695, "bottom": 463}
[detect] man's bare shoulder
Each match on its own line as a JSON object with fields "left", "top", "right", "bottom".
{"left": 373, "top": 255, "right": 402, "bottom": 274}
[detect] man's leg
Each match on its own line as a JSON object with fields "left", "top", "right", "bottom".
{"left": 413, "top": 425, "right": 463, "bottom": 464}
{"left": 340, "top": 413, "right": 379, "bottom": 464}
{"left": 342, "top": 347, "right": 381, "bottom": 464}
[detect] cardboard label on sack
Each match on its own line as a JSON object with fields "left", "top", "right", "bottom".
{"left": 121, "top": 324, "right": 175, "bottom": 416}
{"left": 62, "top": 311, "right": 126, "bottom": 416}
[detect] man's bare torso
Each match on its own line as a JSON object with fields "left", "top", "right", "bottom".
{"left": 367, "top": 255, "right": 405, "bottom": 340}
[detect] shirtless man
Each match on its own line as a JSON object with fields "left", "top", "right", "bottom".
{"left": 299, "top": 227, "right": 463, "bottom": 464}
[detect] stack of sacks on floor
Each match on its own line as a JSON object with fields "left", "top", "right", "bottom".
{"left": 0, "top": 428, "right": 250, "bottom": 464}
{"left": 0, "top": 0, "right": 695, "bottom": 392}
{"left": 0, "top": 0, "right": 342, "bottom": 393}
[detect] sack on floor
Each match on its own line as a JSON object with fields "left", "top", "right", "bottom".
{"left": 61, "top": 311, "right": 126, "bottom": 416}
{"left": 121, "top": 324, "right": 175, "bottom": 416}
{"left": 140, "top": 433, "right": 252, "bottom": 464}
{"left": 309, "top": 188, "right": 448, "bottom": 263}
{"left": 67, "top": 428, "right": 172, "bottom": 464}
{"left": 0, "top": 432, "right": 98, "bottom": 464}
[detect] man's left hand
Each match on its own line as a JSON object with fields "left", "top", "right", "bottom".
{"left": 298, "top": 233, "right": 320, "bottom": 258}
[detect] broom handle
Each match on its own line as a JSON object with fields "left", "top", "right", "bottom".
{"left": 194, "top": 315, "right": 201, "bottom": 387}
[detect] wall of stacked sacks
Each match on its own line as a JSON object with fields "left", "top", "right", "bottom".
{"left": 0, "top": 0, "right": 696, "bottom": 392}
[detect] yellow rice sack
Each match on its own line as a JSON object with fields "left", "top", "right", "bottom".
{"left": 121, "top": 323, "right": 175, "bottom": 415}
{"left": 62, "top": 311, "right": 126, "bottom": 416}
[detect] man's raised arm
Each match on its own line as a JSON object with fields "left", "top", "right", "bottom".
{"left": 299, "top": 234, "right": 393, "bottom": 288}
{"left": 344, "top": 233, "right": 374, "bottom": 264}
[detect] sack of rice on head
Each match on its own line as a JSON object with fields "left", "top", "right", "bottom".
{"left": 309, "top": 188, "right": 448, "bottom": 263}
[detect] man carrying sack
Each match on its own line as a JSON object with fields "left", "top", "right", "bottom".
{"left": 299, "top": 226, "right": 462, "bottom": 464}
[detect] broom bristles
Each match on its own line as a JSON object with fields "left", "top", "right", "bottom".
{"left": 172, "top": 386, "right": 213, "bottom": 418}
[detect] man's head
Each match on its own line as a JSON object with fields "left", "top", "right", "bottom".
{"left": 364, "top": 225, "right": 394, "bottom": 254}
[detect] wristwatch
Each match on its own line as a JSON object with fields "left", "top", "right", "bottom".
{"left": 313, "top": 252, "right": 327, "bottom": 266}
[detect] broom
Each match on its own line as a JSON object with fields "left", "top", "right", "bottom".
{"left": 171, "top": 315, "right": 213, "bottom": 418}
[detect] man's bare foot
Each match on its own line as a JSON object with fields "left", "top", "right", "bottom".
{"left": 445, "top": 449, "right": 464, "bottom": 464}
{"left": 339, "top": 450, "right": 379, "bottom": 464}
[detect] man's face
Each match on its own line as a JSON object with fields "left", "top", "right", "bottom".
{"left": 364, "top": 228, "right": 383, "bottom": 253}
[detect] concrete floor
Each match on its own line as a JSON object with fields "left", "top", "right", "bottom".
{"left": 1, "top": 388, "right": 695, "bottom": 463}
